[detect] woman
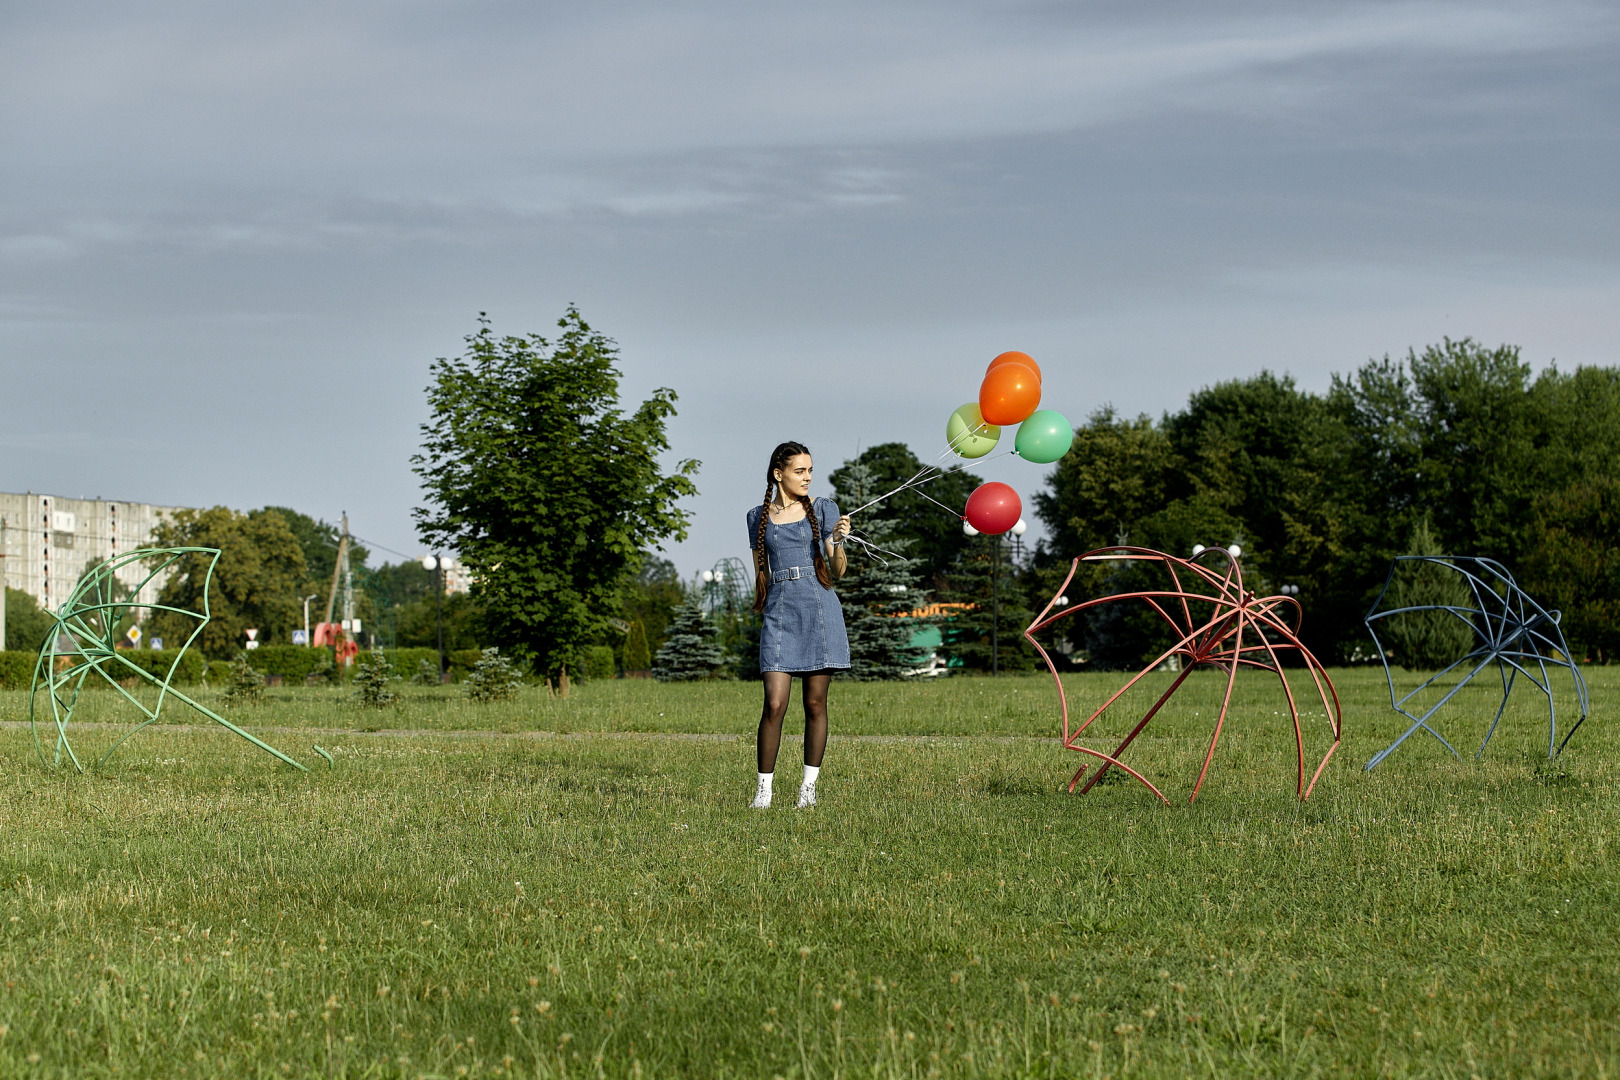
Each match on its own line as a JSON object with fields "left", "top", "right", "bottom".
{"left": 746, "top": 441, "right": 852, "bottom": 809}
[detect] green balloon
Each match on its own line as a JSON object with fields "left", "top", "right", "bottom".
{"left": 1014, "top": 410, "right": 1074, "bottom": 463}
{"left": 946, "top": 403, "right": 999, "bottom": 459}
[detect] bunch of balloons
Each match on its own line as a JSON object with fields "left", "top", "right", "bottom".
{"left": 947, "top": 352, "right": 1073, "bottom": 534}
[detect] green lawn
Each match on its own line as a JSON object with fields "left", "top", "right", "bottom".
{"left": 0, "top": 667, "right": 1613, "bottom": 1077}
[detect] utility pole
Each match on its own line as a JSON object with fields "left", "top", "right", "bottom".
{"left": 321, "top": 512, "right": 351, "bottom": 630}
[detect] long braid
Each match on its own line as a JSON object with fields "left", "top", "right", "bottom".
{"left": 752, "top": 482, "right": 773, "bottom": 613}
{"left": 800, "top": 493, "right": 833, "bottom": 588}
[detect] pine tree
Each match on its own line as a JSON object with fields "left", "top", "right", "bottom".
{"left": 1383, "top": 518, "right": 1476, "bottom": 670}
{"left": 466, "top": 647, "right": 524, "bottom": 702}
{"left": 652, "top": 595, "right": 727, "bottom": 681}
{"left": 832, "top": 461, "right": 930, "bottom": 679}
{"left": 623, "top": 620, "right": 652, "bottom": 672}
{"left": 353, "top": 649, "right": 400, "bottom": 708}
{"left": 220, "top": 651, "right": 266, "bottom": 707}
{"left": 938, "top": 538, "right": 1037, "bottom": 672}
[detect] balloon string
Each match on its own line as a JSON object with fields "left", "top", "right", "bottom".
{"left": 846, "top": 445, "right": 1018, "bottom": 519}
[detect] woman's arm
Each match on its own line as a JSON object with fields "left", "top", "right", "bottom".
{"left": 826, "top": 514, "right": 851, "bottom": 578}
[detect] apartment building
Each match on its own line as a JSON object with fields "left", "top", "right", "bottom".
{"left": 0, "top": 492, "right": 189, "bottom": 614}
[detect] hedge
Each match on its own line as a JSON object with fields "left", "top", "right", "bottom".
{"left": 251, "top": 644, "right": 338, "bottom": 681}
{"left": 383, "top": 648, "right": 441, "bottom": 678}
{"left": 110, "top": 648, "right": 208, "bottom": 686}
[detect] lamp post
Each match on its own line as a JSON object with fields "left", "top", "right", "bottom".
{"left": 421, "top": 555, "right": 445, "bottom": 679}
{"left": 301, "top": 594, "right": 318, "bottom": 646}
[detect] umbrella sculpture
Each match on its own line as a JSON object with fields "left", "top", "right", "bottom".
{"left": 1362, "top": 554, "right": 1588, "bottom": 770}
{"left": 1025, "top": 546, "right": 1342, "bottom": 804}
{"left": 29, "top": 547, "right": 309, "bottom": 772}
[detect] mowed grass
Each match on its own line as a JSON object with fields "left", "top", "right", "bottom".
{"left": 0, "top": 666, "right": 1613, "bottom": 1078}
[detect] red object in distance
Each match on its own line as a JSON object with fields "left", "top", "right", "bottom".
{"left": 986, "top": 350, "right": 1041, "bottom": 382}
{"left": 964, "top": 482, "right": 1022, "bottom": 534}
{"left": 1024, "top": 547, "right": 1343, "bottom": 804}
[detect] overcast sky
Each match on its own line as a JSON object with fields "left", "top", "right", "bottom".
{"left": 3, "top": 1, "right": 1616, "bottom": 576}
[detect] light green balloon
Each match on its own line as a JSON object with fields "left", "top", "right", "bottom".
{"left": 946, "top": 403, "right": 999, "bottom": 459}
{"left": 1014, "top": 410, "right": 1074, "bottom": 463}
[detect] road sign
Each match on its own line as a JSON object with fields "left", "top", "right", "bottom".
{"left": 291, "top": 629, "right": 308, "bottom": 645}
{"left": 125, "top": 625, "right": 141, "bottom": 645}
{"left": 244, "top": 628, "right": 259, "bottom": 641}
{"left": 149, "top": 637, "right": 163, "bottom": 650}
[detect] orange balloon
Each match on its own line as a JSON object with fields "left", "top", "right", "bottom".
{"left": 979, "top": 362, "right": 1041, "bottom": 426}
{"left": 986, "top": 351, "right": 1041, "bottom": 382}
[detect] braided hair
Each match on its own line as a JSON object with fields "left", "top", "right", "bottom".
{"left": 752, "top": 441, "right": 834, "bottom": 612}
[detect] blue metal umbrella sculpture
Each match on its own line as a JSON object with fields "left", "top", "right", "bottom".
{"left": 29, "top": 547, "right": 308, "bottom": 772}
{"left": 1363, "top": 555, "right": 1588, "bottom": 771}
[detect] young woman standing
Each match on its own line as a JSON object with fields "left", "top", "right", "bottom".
{"left": 746, "top": 441, "right": 852, "bottom": 809}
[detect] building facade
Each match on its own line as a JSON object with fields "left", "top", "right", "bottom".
{"left": 0, "top": 492, "right": 189, "bottom": 615}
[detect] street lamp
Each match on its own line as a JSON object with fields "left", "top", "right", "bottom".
{"left": 301, "top": 594, "right": 319, "bottom": 646}
{"left": 422, "top": 554, "right": 445, "bottom": 679}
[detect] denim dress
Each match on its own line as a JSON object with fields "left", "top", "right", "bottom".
{"left": 747, "top": 499, "right": 851, "bottom": 673}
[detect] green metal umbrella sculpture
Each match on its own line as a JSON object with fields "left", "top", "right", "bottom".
{"left": 29, "top": 547, "right": 308, "bottom": 772}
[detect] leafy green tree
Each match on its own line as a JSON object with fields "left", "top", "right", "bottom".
{"left": 828, "top": 443, "right": 980, "bottom": 590}
{"left": 832, "top": 460, "right": 929, "bottom": 679}
{"left": 414, "top": 309, "right": 699, "bottom": 676}
{"left": 1522, "top": 476, "right": 1620, "bottom": 663}
{"left": 261, "top": 507, "right": 371, "bottom": 585}
{"left": 392, "top": 591, "right": 485, "bottom": 651}
{"left": 147, "top": 507, "right": 308, "bottom": 658}
{"left": 619, "top": 556, "right": 686, "bottom": 663}
{"left": 4, "top": 587, "right": 57, "bottom": 652}
{"left": 652, "top": 596, "right": 727, "bottom": 681}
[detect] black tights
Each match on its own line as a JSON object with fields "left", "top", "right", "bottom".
{"left": 756, "top": 670, "right": 831, "bottom": 773}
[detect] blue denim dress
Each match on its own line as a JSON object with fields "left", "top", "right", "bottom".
{"left": 747, "top": 499, "right": 851, "bottom": 673}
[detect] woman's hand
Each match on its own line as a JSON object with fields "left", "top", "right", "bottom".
{"left": 827, "top": 515, "right": 851, "bottom": 577}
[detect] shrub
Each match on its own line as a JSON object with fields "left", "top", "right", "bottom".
{"left": 220, "top": 652, "right": 265, "bottom": 707}
{"left": 353, "top": 650, "right": 400, "bottom": 708}
{"left": 653, "top": 597, "right": 728, "bottom": 681}
{"left": 465, "top": 647, "right": 523, "bottom": 703}
{"left": 448, "top": 649, "right": 485, "bottom": 682}
{"left": 579, "top": 644, "right": 616, "bottom": 681}
{"left": 382, "top": 648, "right": 440, "bottom": 677}
{"left": 114, "top": 648, "right": 208, "bottom": 686}
{"left": 411, "top": 658, "right": 440, "bottom": 685}
{"left": 0, "top": 650, "right": 37, "bottom": 690}
{"left": 252, "top": 644, "right": 339, "bottom": 681}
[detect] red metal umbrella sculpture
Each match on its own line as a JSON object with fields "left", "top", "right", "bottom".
{"left": 1025, "top": 547, "right": 1342, "bottom": 804}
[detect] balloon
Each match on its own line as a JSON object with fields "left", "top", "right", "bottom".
{"left": 978, "top": 362, "right": 1041, "bottom": 426}
{"left": 987, "top": 350, "right": 1041, "bottom": 382}
{"left": 1014, "top": 409, "right": 1074, "bottom": 463}
{"left": 964, "top": 482, "right": 1022, "bottom": 535}
{"left": 945, "top": 403, "right": 999, "bottom": 458}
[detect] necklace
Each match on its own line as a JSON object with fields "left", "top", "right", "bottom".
{"left": 770, "top": 500, "right": 802, "bottom": 517}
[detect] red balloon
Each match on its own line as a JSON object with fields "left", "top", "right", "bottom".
{"left": 978, "top": 362, "right": 1041, "bottom": 426}
{"left": 987, "top": 350, "right": 1041, "bottom": 382}
{"left": 964, "top": 482, "right": 1022, "bottom": 535}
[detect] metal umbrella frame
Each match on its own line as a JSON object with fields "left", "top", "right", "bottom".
{"left": 29, "top": 547, "right": 308, "bottom": 772}
{"left": 1362, "top": 554, "right": 1588, "bottom": 771}
{"left": 1025, "top": 546, "right": 1342, "bottom": 804}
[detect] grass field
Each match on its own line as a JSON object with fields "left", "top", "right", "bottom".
{"left": 0, "top": 666, "right": 1613, "bottom": 1078}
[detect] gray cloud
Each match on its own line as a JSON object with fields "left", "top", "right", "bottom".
{"left": 1, "top": 1, "right": 1615, "bottom": 577}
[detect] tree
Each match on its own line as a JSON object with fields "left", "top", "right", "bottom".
{"left": 937, "top": 539, "right": 1036, "bottom": 673}
{"left": 832, "top": 460, "right": 929, "bottom": 679}
{"left": 828, "top": 443, "right": 980, "bottom": 590}
{"left": 652, "top": 596, "right": 727, "bottom": 681}
{"left": 623, "top": 620, "right": 652, "bottom": 672}
{"left": 353, "top": 650, "right": 401, "bottom": 708}
{"left": 1379, "top": 519, "right": 1476, "bottom": 671}
{"left": 2, "top": 588, "right": 56, "bottom": 652}
{"left": 147, "top": 507, "right": 309, "bottom": 658}
{"left": 465, "top": 647, "right": 524, "bottom": 702}
{"left": 618, "top": 556, "right": 687, "bottom": 667}
{"left": 414, "top": 309, "right": 699, "bottom": 676}
{"left": 261, "top": 507, "right": 370, "bottom": 586}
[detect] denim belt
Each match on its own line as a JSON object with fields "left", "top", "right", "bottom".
{"left": 771, "top": 566, "right": 806, "bottom": 582}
